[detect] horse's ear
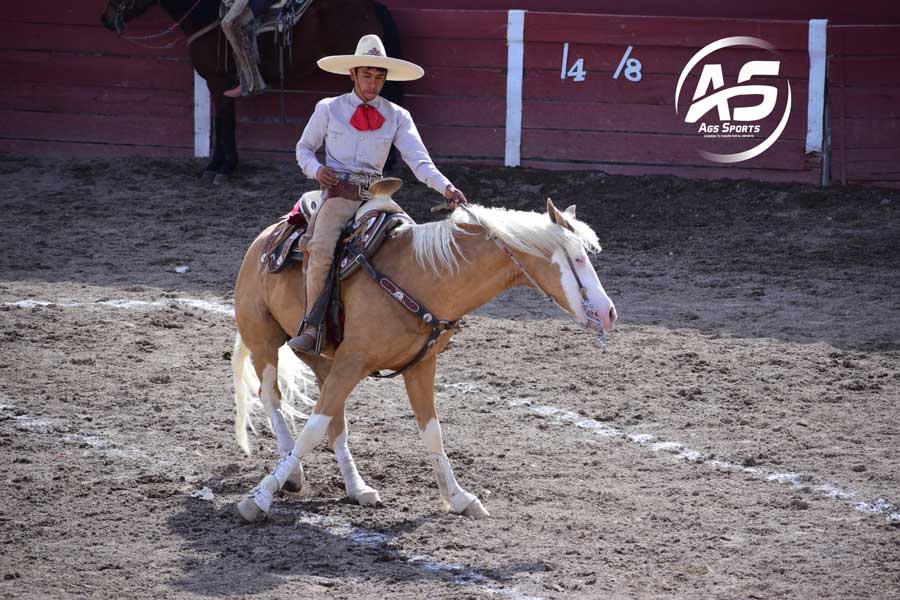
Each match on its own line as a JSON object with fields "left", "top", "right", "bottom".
{"left": 563, "top": 204, "right": 576, "bottom": 218}
{"left": 546, "top": 197, "right": 563, "bottom": 225}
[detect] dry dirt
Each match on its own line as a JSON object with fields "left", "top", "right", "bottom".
{"left": 1, "top": 154, "right": 899, "bottom": 600}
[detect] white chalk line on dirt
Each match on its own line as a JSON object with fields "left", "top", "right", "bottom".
{"left": 4, "top": 297, "right": 235, "bottom": 317}
{"left": 3, "top": 299, "right": 544, "bottom": 596}
{"left": 5, "top": 402, "right": 544, "bottom": 598}
{"left": 11, "top": 300, "right": 897, "bottom": 536}
{"left": 1, "top": 403, "right": 153, "bottom": 462}
{"left": 504, "top": 397, "right": 900, "bottom": 524}
{"left": 271, "top": 511, "right": 545, "bottom": 600}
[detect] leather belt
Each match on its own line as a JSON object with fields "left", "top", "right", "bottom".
{"left": 321, "top": 171, "right": 378, "bottom": 202}
{"left": 336, "top": 171, "right": 377, "bottom": 187}
{"left": 321, "top": 181, "right": 365, "bottom": 202}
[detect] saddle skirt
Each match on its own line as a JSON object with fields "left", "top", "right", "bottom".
{"left": 263, "top": 183, "right": 413, "bottom": 279}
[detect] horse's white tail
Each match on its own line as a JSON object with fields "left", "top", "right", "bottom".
{"left": 232, "top": 332, "right": 317, "bottom": 455}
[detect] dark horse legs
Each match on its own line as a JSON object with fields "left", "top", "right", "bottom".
{"left": 202, "top": 92, "right": 239, "bottom": 183}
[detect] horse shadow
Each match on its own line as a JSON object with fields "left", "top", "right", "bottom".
{"left": 164, "top": 468, "right": 541, "bottom": 596}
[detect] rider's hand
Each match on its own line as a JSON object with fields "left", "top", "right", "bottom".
{"left": 444, "top": 184, "right": 468, "bottom": 207}
{"left": 316, "top": 166, "right": 340, "bottom": 188}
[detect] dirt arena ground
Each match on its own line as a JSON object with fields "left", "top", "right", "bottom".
{"left": 1, "top": 153, "right": 899, "bottom": 600}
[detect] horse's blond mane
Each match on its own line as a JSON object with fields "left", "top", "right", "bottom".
{"left": 403, "top": 204, "right": 602, "bottom": 274}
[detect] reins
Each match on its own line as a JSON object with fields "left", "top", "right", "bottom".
{"left": 458, "top": 204, "right": 609, "bottom": 351}
{"left": 345, "top": 201, "right": 607, "bottom": 378}
{"left": 116, "top": 0, "right": 205, "bottom": 49}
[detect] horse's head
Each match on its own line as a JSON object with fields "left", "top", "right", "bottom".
{"left": 492, "top": 198, "right": 617, "bottom": 343}
{"left": 100, "top": 0, "right": 158, "bottom": 33}
{"left": 510, "top": 198, "right": 617, "bottom": 339}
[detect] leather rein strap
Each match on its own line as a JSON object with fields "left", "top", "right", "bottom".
{"left": 344, "top": 242, "right": 458, "bottom": 379}
{"left": 462, "top": 205, "right": 609, "bottom": 351}
{"left": 461, "top": 204, "right": 587, "bottom": 309}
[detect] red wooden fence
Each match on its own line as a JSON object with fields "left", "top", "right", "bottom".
{"left": 519, "top": 13, "right": 817, "bottom": 182}
{"left": 236, "top": 8, "right": 509, "bottom": 164}
{"left": 829, "top": 25, "right": 900, "bottom": 187}
{"left": 1, "top": 2, "right": 896, "bottom": 187}
{"left": 0, "top": 1, "right": 194, "bottom": 157}
{"left": 383, "top": 0, "right": 900, "bottom": 25}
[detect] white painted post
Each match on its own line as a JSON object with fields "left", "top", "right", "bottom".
{"left": 193, "top": 70, "right": 211, "bottom": 158}
{"left": 806, "top": 19, "right": 828, "bottom": 154}
{"left": 505, "top": 10, "right": 525, "bottom": 167}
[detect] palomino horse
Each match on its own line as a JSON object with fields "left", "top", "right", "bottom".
{"left": 100, "top": 0, "right": 400, "bottom": 182}
{"left": 232, "top": 197, "right": 617, "bottom": 521}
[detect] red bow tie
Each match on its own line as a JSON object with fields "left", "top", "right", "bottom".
{"left": 350, "top": 104, "right": 385, "bottom": 131}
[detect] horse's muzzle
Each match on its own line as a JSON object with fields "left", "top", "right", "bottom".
{"left": 582, "top": 301, "right": 616, "bottom": 351}
{"left": 584, "top": 302, "right": 616, "bottom": 333}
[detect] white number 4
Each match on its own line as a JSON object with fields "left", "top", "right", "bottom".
{"left": 561, "top": 43, "right": 587, "bottom": 82}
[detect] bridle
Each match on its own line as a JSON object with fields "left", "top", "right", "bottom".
{"left": 459, "top": 205, "right": 610, "bottom": 350}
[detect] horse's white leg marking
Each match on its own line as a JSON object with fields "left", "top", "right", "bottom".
{"left": 261, "top": 364, "right": 304, "bottom": 491}
{"left": 420, "top": 418, "right": 490, "bottom": 519}
{"left": 259, "top": 365, "right": 295, "bottom": 456}
{"left": 237, "top": 413, "right": 331, "bottom": 521}
{"left": 333, "top": 422, "right": 381, "bottom": 506}
{"left": 270, "top": 408, "right": 294, "bottom": 456}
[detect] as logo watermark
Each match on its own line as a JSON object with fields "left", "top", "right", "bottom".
{"left": 675, "top": 37, "right": 792, "bottom": 164}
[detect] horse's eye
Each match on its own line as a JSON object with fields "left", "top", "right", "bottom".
{"left": 575, "top": 256, "right": 585, "bottom": 265}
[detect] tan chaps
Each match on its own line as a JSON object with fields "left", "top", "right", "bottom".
{"left": 302, "top": 195, "right": 362, "bottom": 321}
{"left": 221, "top": 0, "right": 267, "bottom": 94}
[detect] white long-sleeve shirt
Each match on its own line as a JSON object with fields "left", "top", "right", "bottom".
{"left": 295, "top": 91, "right": 451, "bottom": 194}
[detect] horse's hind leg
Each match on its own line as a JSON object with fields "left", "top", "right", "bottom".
{"left": 237, "top": 356, "right": 370, "bottom": 522}
{"left": 403, "top": 356, "right": 489, "bottom": 519}
{"left": 234, "top": 331, "right": 306, "bottom": 491}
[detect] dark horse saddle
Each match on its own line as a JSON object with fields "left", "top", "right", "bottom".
{"left": 263, "top": 190, "right": 413, "bottom": 278}
{"left": 261, "top": 183, "right": 414, "bottom": 349}
{"left": 220, "top": 0, "right": 313, "bottom": 39}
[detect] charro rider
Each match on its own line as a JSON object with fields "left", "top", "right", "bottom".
{"left": 288, "top": 34, "right": 467, "bottom": 354}
{"left": 221, "top": 0, "right": 277, "bottom": 98}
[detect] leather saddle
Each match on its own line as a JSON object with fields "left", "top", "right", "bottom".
{"left": 262, "top": 177, "right": 413, "bottom": 278}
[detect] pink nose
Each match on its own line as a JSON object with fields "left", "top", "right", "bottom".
{"left": 607, "top": 304, "right": 617, "bottom": 331}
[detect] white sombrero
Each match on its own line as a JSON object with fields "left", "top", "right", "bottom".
{"left": 317, "top": 34, "right": 424, "bottom": 82}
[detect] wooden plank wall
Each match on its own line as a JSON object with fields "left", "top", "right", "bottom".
{"left": 521, "top": 13, "right": 818, "bottom": 183}
{"left": 829, "top": 25, "right": 900, "bottom": 187}
{"left": 6, "top": 3, "right": 898, "bottom": 188}
{"left": 383, "top": 0, "right": 900, "bottom": 25}
{"left": 237, "top": 9, "right": 508, "bottom": 164}
{"left": 0, "top": 1, "right": 195, "bottom": 157}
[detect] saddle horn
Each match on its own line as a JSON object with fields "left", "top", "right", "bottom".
{"left": 368, "top": 177, "right": 403, "bottom": 198}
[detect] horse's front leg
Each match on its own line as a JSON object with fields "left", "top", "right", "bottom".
{"left": 403, "top": 356, "right": 490, "bottom": 519}
{"left": 205, "top": 91, "right": 238, "bottom": 184}
{"left": 332, "top": 416, "right": 382, "bottom": 506}
{"left": 217, "top": 95, "right": 238, "bottom": 181}
{"left": 236, "top": 358, "right": 369, "bottom": 522}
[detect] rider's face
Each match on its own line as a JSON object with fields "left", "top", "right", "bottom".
{"left": 351, "top": 67, "right": 387, "bottom": 102}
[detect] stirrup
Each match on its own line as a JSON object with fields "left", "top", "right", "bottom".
{"left": 287, "top": 325, "right": 320, "bottom": 355}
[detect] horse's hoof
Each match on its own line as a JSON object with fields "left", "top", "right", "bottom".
{"left": 237, "top": 496, "right": 265, "bottom": 522}
{"left": 282, "top": 466, "right": 305, "bottom": 494}
{"left": 213, "top": 173, "right": 230, "bottom": 185}
{"left": 462, "top": 498, "right": 490, "bottom": 519}
{"left": 200, "top": 170, "right": 216, "bottom": 183}
{"left": 352, "top": 486, "right": 382, "bottom": 507}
